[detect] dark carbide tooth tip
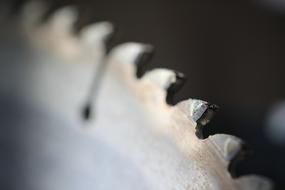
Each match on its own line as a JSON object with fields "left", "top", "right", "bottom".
{"left": 195, "top": 103, "right": 219, "bottom": 139}
{"left": 82, "top": 105, "right": 92, "bottom": 121}
{"left": 208, "top": 103, "right": 220, "bottom": 111}
{"left": 228, "top": 142, "right": 251, "bottom": 178}
{"left": 166, "top": 71, "right": 187, "bottom": 105}
{"left": 105, "top": 24, "right": 117, "bottom": 53}
{"left": 174, "top": 71, "right": 186, "bottom": 80}
{"left": 239, "top": 142, "right": 252, "bottom": 158}
{"left": 143, "top": 44, "right": 155, "bottom": 54}
{"left": 174, "top": 71, "right": 187, "bottom": 86}
{"left": 135, "top": 46, "right": 155, "bottom": 78}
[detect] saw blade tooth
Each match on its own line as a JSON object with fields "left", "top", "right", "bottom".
{"left": 177, "top": 100, "right": 218, "bottom": 138}
{"left": 47, "top": 5, "right": 78, "bottom": 34}
{"left": 142, "top": 69, "right": 177, "bottom": 91}
{"left": 21, "top": 0, "right": 48, "bottom": 26}
{"left": 79, "top": 21, "right": 114, "bottom": 48}
{"left": 235, "top": 175, "right": 273, "bottom": 190}
{"left": 141, "top": 69, "right": 186, "bottom": 105}
{"left": 209, "top": 134, "right": 243, "bottom": 163}
{"left": 135, "top": 46, "right": 154, "bottom": 78}
{"left": 178, "top": 98, "right": 219, "bottom": 123}
{"left": 108, "top": 42, "right": 153, "bottom": 77}
{"left": 178, "top": 99, "right": 209, "bottom": 121}
{"left": 196, "top": 103, "right": 219, "bottom": 126}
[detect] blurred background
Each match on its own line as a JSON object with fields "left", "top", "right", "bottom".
{"left": 3, "top": 0, "right": 285, "bottom": 189}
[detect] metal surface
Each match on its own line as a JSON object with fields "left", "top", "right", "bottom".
{"left": 0, "top": 1, "right": 273, "bottom": 189}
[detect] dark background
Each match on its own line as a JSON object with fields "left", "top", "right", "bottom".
{"left": 5, "top": 0, "right": 285, "bottom": 189}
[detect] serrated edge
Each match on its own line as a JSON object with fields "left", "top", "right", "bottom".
{"left": 15, "top": 2, "right": 275, "bottom": 189}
